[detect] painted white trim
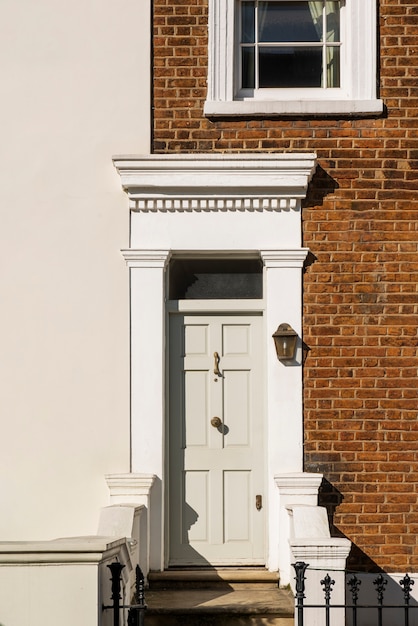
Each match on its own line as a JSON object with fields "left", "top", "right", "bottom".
{"left": 0, "top": 537, "right": 131, "bottom": 564}
{"left": 274, "top": 473, "right": 324, "bottom": 584}
{"left": 205, "top": 0, "right": 383, "bottom": 116}
{"left": 113, "top": 153, "right": 317, "bottom": 210}
{"left": 127, "top": 252, "right": 170, "bottom": 571}
{"left": 127, "top": 197, "right": 301, "bottom": 212}
{"left": 261, "top": 249, "right": 309, "bottom": 268}
{"left": 166, "top": 250, "right": 262, "bottom": 260}
{"left": 0, "top": 537, "right": 134, "bottom": 626}
{"left": 204, "top": 99, "right": 384, "bottom": 117}
{"left": 121, "top": 250, "right": 171, "bottom": 268}
{"left": 113, "top": 153, "right": 318, "bottom": 574}
{"left": 105, "top": 475, "right": 155, "bottom": 576}
{"left": 114, "top": 152, "right": 316, "bottom": 173}
{"left": 291, "top": 539, "right": 352, "bottom": 626}
{"left": 291, "top": 538, "right": 352, "bottom": 562}
{"left": 275, "top": 472, "right": 323, "bottom": 497}
{"left": 166, "top": 299, "right": 264, "bottom": 313}
{"left": 105, "top": 473, "right": 156, "bottom": 503}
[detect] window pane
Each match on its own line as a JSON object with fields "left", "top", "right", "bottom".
{"left": 241, "top": 1, "right": 255, "bottom": 43}
{"left": 326, "top": 1, "right": 340, "bottom": 41}
{"left": 258, "top": 1, "right": 321, "bottom": 43}
{"left": 259, "top": 46, "right": 322, "bottom": 88}
{"left": 326, "top": 45, "right": 340, "bottom": 87}
{"left": 242, "top": 47, "right": 255, "bottom": 88}
{"left": 169, "top": 259, "right": 263, "bottom": 300}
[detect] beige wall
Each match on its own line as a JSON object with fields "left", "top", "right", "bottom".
{"left": 0, "top": 0, "right": 149, "bottom": 539}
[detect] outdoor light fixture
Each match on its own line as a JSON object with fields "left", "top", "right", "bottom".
{"left": 272, "top": 323, "right": 298, "bottom": 361}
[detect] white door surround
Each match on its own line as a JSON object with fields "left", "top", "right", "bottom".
{"left": 113, "top": 153, "right": 317, "bottom": 575}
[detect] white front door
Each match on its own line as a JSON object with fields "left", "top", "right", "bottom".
{"left": 168, "top": 312, "right": 265, "bottom": 566}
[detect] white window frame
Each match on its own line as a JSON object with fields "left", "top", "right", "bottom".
{"left": 204, "top": 0, "right": 383, "bottom": 117}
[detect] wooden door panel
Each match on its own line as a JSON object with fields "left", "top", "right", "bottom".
{"left": 184, "top": 370, "right": 209, "bottom": 447}
{"left": 184, "top": 323, "right": 209, "bottom": 355}
{"left": 169, "top": 313, "right": 264, "bottom": 566}
{"left": 222, "top": 324, "right": 251, "bottom": 355}
{"left": 224, "top": 470, "right": 251, "bottom": 541}
{"left": 223, "top": 369, "right": 250, "bottom": 447}
{"left": 183, "top": 471, "right": 209, "bottom": 542}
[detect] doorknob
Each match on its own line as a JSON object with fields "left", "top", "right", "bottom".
{"left": 211, "top": 416, "right": 222, "bottom": 428}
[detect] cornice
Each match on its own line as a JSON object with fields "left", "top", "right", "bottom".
{"left": 113, "top": 153, "right": 317, "bottom": 212}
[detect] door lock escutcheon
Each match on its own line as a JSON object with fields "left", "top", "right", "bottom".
{"left": 256, "top": 495, "right": 262, "bottom": 511}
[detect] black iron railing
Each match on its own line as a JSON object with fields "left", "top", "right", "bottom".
{"left": 103, "top": 562, "right": 147, "bottom": 626}
{"left": 293, "top": 561, "right": 417, "bottom": 626}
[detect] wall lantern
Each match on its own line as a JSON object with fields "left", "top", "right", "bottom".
{"left": 272, "top": 323, "right": 298, "bottom": 361}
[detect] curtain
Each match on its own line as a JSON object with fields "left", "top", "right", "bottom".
{"left": 308, "top": 1, "right": 324, "bottom": 39}
{"left": 325, "top": 1, "right": 340, "bottom": 87}
{"left": 255, "top": 0, "right": 340, "bottom": 88}
{"left": 308, "top": 1, "right": 340, "bottom": 87}
{"left": 258, "top": 1, "right": 269, "bottom": 41}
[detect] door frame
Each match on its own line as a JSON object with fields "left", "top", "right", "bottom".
{"left": 118, "top": 247, "right": 308, "bottom": 576}
{"left": 165, "top": 299, "right": 267, "bottom": 568}
{"left": 113, "top": 152, "right": 317, "bottom": 578}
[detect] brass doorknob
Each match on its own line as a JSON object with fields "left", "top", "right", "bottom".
{"left": 211, "top": 416, "right": 222, "bottom": 428}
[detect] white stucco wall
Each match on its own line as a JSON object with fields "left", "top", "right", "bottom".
{"left": 0, "top": 0, "right": 150, "bottom": 540}
{"left": 0, "top": 564, "right": 99, "bottom": 626}
{"left": 0, "top": 536, "right": 134, "bottom": 626}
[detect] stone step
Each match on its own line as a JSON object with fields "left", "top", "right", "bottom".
{"left": 145, "top": 614, "right": 294, "bottom": 626}
{"left": 148, "top": 568, "right": 281, "bottom": 590}
{"left": 145, "top": 569, "right": 294, "bottom": 626}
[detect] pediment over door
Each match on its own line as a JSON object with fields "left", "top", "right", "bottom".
{"left": 113, "top": 153, "right": 317, "bottom": 252}
{"left": 113, "top": 153, "right": 316, "bottom": 210}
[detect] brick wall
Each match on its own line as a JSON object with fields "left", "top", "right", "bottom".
{"left": 153, "top": 0, "right": 418, "bottom": 572}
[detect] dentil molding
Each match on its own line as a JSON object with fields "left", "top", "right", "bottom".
{"left": 113, "top": 153, "right": 317, "bottom": 212}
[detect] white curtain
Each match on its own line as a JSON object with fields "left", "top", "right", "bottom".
{"left": 309, "top": 1, "right": 340, "bottom": 87}
{"left": 258, "top": 1, "right": 269, "bottom": 41}
{"left": 308, "top": 1, "right": 324, "bottom": 39}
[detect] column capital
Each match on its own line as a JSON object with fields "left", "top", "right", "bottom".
{"left": 275, "top": 472, "right": 323, "bottom": 497}
{"left": 121, "top": 249, "right": 171, "bottom": 268}
{"left": 105, "top": 473, "right": 156, "bottom": 501}
{"left": 260, "top": 249, "right": 309, "bottom": 268}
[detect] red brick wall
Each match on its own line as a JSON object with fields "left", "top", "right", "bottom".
{"left": 153, "top": 0, "right": 418, "bottom": 572}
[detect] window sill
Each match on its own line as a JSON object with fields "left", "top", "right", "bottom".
{"left": 204, "top": 99, "right": 384, "bottom": 118}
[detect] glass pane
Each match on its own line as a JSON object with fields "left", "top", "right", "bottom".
{"left": 258, "top": 1, "right": 321, "bottom": 43}
{"left": 326, "top": 1, "right": 340, "bottom": 41}
{"left": 241, "top": 1, "right": 255, "bottom": 43}
{"left": 169, "top": 259, "right": 263, "bottom": 300}
{"left": 308, "top": 1, "right": 324, "bottom": 40}
{"left": 259, "top": 46, "right": 322, "bottom": 88}
{"left": 326, "top": 45, "right": 340, "bottom": 87}
{"left": 242, "top": 47, "right": 255, "bottom": 88}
